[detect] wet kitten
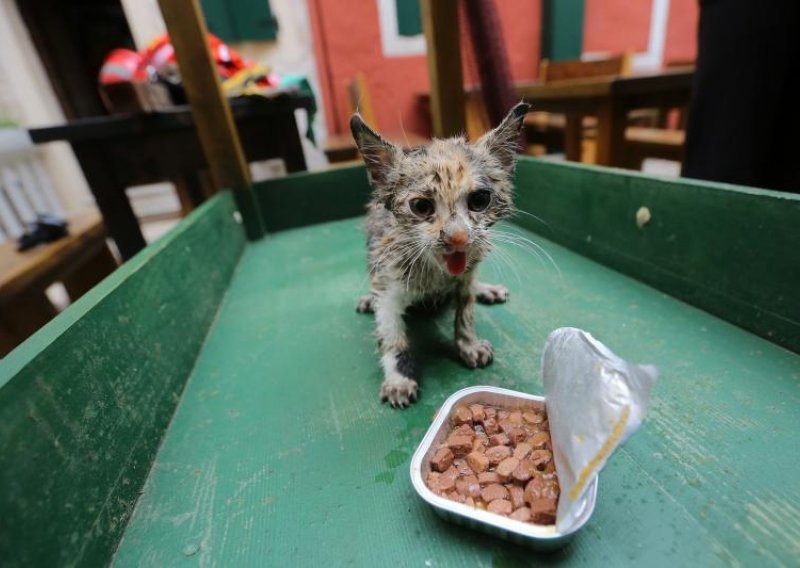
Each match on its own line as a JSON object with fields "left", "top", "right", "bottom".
{"left": 352, "top": 102, "right": 530, "bottom": 408}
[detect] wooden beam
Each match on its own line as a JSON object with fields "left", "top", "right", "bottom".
{"left": 421, "top": 0, "right": 466, "bottom": 138}
{"left": 157, "top": 0, "right": 251, "bottom": 191}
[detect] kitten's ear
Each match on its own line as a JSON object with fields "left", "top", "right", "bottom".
{"left": 351, "top": 114, "right": 399, "bottom": 187}
{"left": 476, "top": 102, "right": 531, "bottom": 172}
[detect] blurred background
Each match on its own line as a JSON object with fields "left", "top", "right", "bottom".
{"left": 2, "top": 0, "right": 797, "bottom": 355}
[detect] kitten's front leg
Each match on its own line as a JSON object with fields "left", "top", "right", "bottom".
{"left": 455, "top": 278, "right": 494, "bottom": 368}
{"left": 374, "top": 286, "right": 418, "bottom": 408}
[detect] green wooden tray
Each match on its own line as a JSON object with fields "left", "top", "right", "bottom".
{"left": 2, "top": 160, "right": 799, "bottom": 567}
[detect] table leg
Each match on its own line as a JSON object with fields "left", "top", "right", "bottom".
{"left": 564, "top": 113, "right": 584, "bottom": 162}
{"left": 72, "top": 143, "right": 147, "bottom": 261}
{"left": 280, "top": 113, "right": 307, "bottom": 173}
{"left": 595, "top": 99, "right": 628, "bottom": 167}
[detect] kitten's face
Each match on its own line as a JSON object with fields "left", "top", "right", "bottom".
{"left": 352, "top": 103, "right": 529, "bottom": 277}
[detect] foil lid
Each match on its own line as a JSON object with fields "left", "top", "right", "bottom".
{"left": 541, "top": 328, "right": 658, "bottom": 532}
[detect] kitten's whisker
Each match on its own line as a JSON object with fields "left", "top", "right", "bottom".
{"left": 490, "top": 240, "right": 522, "bottom": 290}
{"left": 404, "top": 241, "right": 430, "bottom": 292}
{"left": 491, "top": 234, "right": 563, "bottom": 281}
{"left": 398, "top": 112, "right": 410, "bottom": 147}
{"left": 510, "top": 208, "right": 553, "bottom": 232}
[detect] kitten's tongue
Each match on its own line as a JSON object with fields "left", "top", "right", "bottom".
{"left": 443, "top": 251, "right": 467, "bottom": 276}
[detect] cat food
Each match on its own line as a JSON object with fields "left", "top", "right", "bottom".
{"left": 425, "top": 402, "right": 559, "bottom": 526}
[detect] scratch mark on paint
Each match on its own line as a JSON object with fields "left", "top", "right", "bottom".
{"left": 329, "top": 392, "right": 345, "bottom": 451}
{"left": 198, "top": 457, "right": 218, "bottom": 568}
{"left": 745, "top": 498, "right": 800, "bottom": 555}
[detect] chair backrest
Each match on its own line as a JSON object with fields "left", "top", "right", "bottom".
{"left": 0, "top": 130, "right": 62, "bottom": 244}
{"left": 539, "top": 53, "right": 633, "bottom": 84}
{"left": 345, "top": 72, "right": 378, "bottom": 128}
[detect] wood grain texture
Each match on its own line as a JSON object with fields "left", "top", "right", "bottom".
{"left": 513, "top": 157, "right": 800, "bottom": 353}
{"left": 421, "top": 0, "right": 466, "bottom": 138}
{"left": 0, "top": 193, "right": 245, "bottom": 567}
{"left": 113, "top": 216, "right": 800, "bottom": 566}
{"left": 157, "top": 0, "right": 251, "bottom": 191}
{"left": 0, "top": 211, "right": 107, "bottom": 299}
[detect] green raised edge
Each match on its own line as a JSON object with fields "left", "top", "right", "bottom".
{"left": 0, "top": 192, "right": 246, "bottom": 567}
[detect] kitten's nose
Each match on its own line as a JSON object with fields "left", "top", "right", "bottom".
{"left": 444, "top": 229, "right": 469, "bottom": 249}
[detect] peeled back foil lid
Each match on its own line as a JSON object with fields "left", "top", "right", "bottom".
{"left": 542, "top": 328, "right": 658, "bottom": 532}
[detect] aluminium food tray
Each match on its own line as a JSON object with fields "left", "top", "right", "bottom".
{"left": 1, "top": 160, "right": 799, "bottom": 567}
{"left": 410, "top": 386, "right": 598, "bottom": 550}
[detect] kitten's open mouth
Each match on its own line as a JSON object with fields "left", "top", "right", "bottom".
{"left": 442, "top": 251, "right": 467, "bottom": 276}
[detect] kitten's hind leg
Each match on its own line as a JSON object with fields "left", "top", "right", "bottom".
{"left": 474, "top": 282, "right": 509, "bottom": 304}
{"left": 356, "top": 293, "right": 375, "bottom": 313}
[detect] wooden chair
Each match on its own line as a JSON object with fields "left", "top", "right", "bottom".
{"left": 324, "top": 73, "right": 428, "bottom": 163}
{"left": 462, "top": 55, "right": 634, "bottom": 153}
{"left": 620, "top": 59, "right": 693, "bottom": 169}
{"left": 527, "top": 54, "right": 687, "bottom": 169}
{"left": 0, "top": 130, "right": 118, "bottom": 356}
{"left": 528, "top": 54, "right": 633, "bottom": 158}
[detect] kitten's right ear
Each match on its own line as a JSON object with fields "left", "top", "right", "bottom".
{"left": 351, "top": 114, "right": 399, "bottom": 188}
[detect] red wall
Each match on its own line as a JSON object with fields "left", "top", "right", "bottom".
{"left": 309, "top": 0, "right": 697, "bottom": 138}
{"left": 584, "top": 0, "right": 651, "bottom": 53}
{"left": 664, "top": 0, "right": 699, "bottom": 63}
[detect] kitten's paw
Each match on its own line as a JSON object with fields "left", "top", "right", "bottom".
{"left": 356, "top": 294, "right": 375, "bottom": 313}
{"left": 457, "top": 338, "right": 494, "bottom": 368}
{"left": 379, "top": 373, "right": 419, "bottom": 408}
{"left": 475, "top": 282, "right": 509, "bottom": 304}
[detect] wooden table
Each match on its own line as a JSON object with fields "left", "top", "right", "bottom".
{"left": 0, "top": 210, "right": 117, "bottom": 355}
{"left": 29, "top": 94, "right": 313, "bottom": 261}
{"left": 515, "top": 69, "right": 693, "bottom": 166}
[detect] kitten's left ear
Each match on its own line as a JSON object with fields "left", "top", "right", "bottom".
{"left": 476, "top": 102, "right": 531, "bottom": 172}
{"left": 350, "top": 114, "right": 399, "bottom": 188}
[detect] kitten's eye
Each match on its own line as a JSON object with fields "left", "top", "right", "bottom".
{"left": 409, "top": 198, "right": 435, "bottom": 217}
{"left": 467, "top": 189, "right": 492, "bottom": 212}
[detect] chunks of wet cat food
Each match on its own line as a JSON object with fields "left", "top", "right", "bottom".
{"left": 425, "top": 401, "right": 559, "bottom": 526}
{"left": 431, "top": 447, "right": 454, "bottom": 472}
{"left": 466, "top": 450, "right": 490, "bottom": 473}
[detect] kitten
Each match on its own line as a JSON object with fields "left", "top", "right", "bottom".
{"left": 351, "top": 102, "right": 530, "bottom": 408}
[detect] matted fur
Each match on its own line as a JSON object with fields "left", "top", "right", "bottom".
{"left": 352, "top": 103, "right": 530, "bottom": 407}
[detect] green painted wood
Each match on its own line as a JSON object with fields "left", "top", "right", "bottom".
{"left": 112, "top": 216, "right": 800, "bottom": 566}
{"left": 512, "top": 158, "right": 800, "bottom": 354}
{"left": 232, "top": 0, "right": 279, "bottom": 41}
{"left": 397, "top": 0, "right": 423, "bottom": 37}
{"left": 253, "top": 164, "right": 372, "bottom": 233}
{"left": 199, "top": 0, "right": 237, "bottom": 43}
{"left": 201, "top": 0, "right": 278, "bottom": 42}
{"left": 0, "top": 193, "right": 246, "bottom": 568}
{"left": 541, "top": 0, "right": 584, "bottom": 61}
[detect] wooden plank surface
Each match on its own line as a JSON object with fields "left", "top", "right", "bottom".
{"left": 513, "top": 158, "right": 800, "bottom": 354}
{"left": 0, "top": 194, "right": 245, "bottom": 567}
{"left": 113, "top": 215, "right": 800, "bottom": 566}
{"left": 29, "top": 96, "right": 314, "bottom": 144}
{"left": 515, "top": 70, "right": 693, "bottom": 104}
{"left": 157, "top": 0, "right": 251, "bottom": 191}
{"left": 0, "top": 211, "right": 105, "bottom": 299}
{"left": 421, "top": 0, "right": 466, "bottom": 138}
